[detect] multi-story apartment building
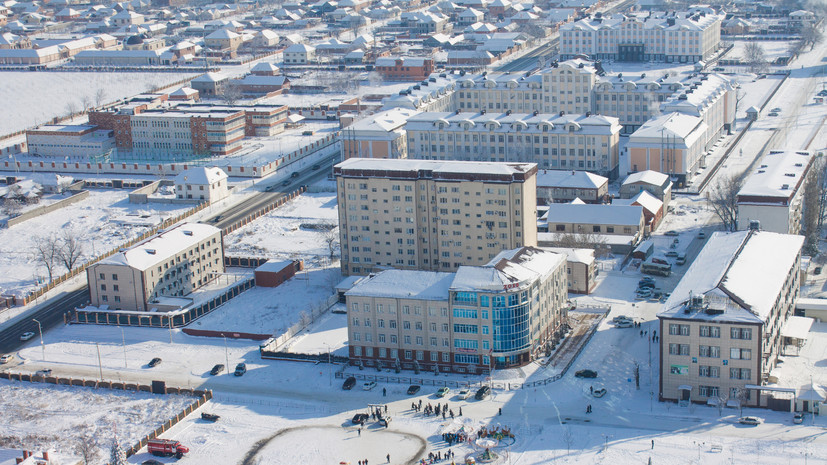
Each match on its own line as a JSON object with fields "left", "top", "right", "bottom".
{"left": 334, "top": 159, "right": 538, "bottom": 276}
{"left": 345, "top": 246, "right": 568, "bottom": 372}
{"left": 737, "top": 150, "right": 814, "bottom": 234}
{"left": 87, "top": 223, "right": 225, "bottom": 312}
{"left": 559, "top": 11, "right": 723, "bottom": 63}
{"left": 375, "top": 57, "right": 436, "bottom": 81}
{"left": 536, "top": 169, "right": 609, "bottom": 204}
{"left": 658, "top": 229, "right": 803, "bottom": 407}
{"left": 404, "top": 111, "right": 622, "bottom": 177}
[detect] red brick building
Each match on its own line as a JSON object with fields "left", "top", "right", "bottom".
{"left": 375, "top": 57, "right": 434, "bottom": 81}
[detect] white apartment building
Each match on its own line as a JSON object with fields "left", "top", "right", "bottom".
{"left": 87, "top": 223, "right": 225, "bottom": 312}
{"left": 560, "top": 11, "right": 723, "bottom": 63}
{"left": 174, "top": 166, "right": 230, "bottom": 203}
{"left": 658, "top": 230, "right": 803, "bottom": 407}
{"left": 334, "top": 159, "right": 538, "bottom": 276}
{"left": 345, "top": 246, "right": 568, "bottom": 372}
{"left": 404, "top": 111, "right": 622, "bottom": 178}
{"left": 737, "top": 150, "right": 814, "bottom": 234}
{"left": 26, "top": 125, "right": 114, "bottom": 157}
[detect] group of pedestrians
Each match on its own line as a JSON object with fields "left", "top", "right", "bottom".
{"left": 421, "top": 449, "right": 455, "bottom": 464}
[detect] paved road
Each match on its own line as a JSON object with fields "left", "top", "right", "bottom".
{"left": 0, "top": 286, "right": 88, "bottom": 354}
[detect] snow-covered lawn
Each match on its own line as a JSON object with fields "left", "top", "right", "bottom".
{"left": 0, "top": 71, "right": 197, "bottom": 136}
{"left": 0, "top": 189, "right": 191, "bottom": 297}
{"left": 0, "top": 378, "right": 196, "bottom": 465}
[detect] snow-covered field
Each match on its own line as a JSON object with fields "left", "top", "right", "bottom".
{"left": 0, "top": 378, "right": 196, "bottom": 464}
{"left": 0, "top": 71, "right": 197, "bottom": 136}
{"left": 0, "top": 189, "right": 191, "bottom": 297}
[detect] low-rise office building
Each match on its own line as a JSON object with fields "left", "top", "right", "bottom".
{"left": 341, "top": 108, "right": 419, "bottom": 159}
{"left": 174, "top": 166, "right": 229, "bottom": 203}
{"left": 737, "top": 150, "right": 813, "bottom": 234}
{"left": 345, "top": 246, "right": 568, "bottom": 372}
{"left": 536, "top": 169, "right": 608, "bottom": 204}
{"left": 658, "top": 230, "right": 803, "bottom": 407}
{"left": 26, "top": 125, "right": 114, "bottom": 157}
{"left": 87, "top": 223, "right": 225, "bottom": 312}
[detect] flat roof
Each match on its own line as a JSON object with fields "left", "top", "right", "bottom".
{"left": 738, "top": 150, "right": 812, "bottom": 200}
{"left": 346, "top": 270, "right": 453, "bottom": 301}
{"left": 335, "top": 158, "right": 537, "bottom": 178}
{"left": 100, "top": 223, "right": 221, "bottom": 271}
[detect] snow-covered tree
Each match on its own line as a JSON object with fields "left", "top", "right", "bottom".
{"left": 109, "top": 437, "right": 127, "bottom": 465}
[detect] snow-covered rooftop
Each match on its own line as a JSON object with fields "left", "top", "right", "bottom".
{"left": 452, "top": 246, "right": 564, "bottom": 291}
{"left": 622, "top": 170, "right": 670, "bottom": 188}
{"left": 658, "top": 230, "right": 804, "bottom": 323}
{"left": 738, "top": 150, "right": 812, "bottom": 200}
{"left": 536, "top": 169, "right": 607, "bottom": 190}
{"left": 335, "top": 158, "right": 536, "bottom": 178}
{"left": 346, "top": 270, "right": 453, "bottom": 301}
{"left": 100, "top": 222, "right": 221, "bottom": 271}
{"left": 541, "top": 203, "right": 643, "bottom": 226}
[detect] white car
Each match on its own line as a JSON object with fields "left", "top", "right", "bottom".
{"left": 362, "top": 381, "right": 377, "bottom": 391}
{"left": 457, "top": 388, "right": 471, "bottom": 400}
{"left": 738, "top": 416, "right": 761, "bottom": 426}
{"left": 615, "top": 319, "right": 634, "bottom": 328}
{"left": 0, "top": 354, "right": 12, "bottom": 364}
{"left": 19, "top": 332, "right": 35, "bottom": 341}
{"left": 35, "top": 369, "right": 52, "bottom": 377}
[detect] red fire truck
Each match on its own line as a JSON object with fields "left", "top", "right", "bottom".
{"left": 147, "top": 439, "right": 189, "bottom": 459}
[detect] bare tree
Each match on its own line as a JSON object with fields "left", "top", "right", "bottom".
{"left": 743, "top": 42, "right": 768, "bottom": 74}
{"left": 32, "top": 234, "right": 61, "bottom": 282}
{"left": 2, "top": 198, "right": 22, "bottom": 217}
{"left": 562, "top": 426, "right": 574, "bottom": 454}
{"left": 706, "top": 174, "right": 742, "bottom": 231}
{"left": 65, "top": 101, "right": 77, "bottom": 117}
{"left": 95, "top": 88, "right": 107, "bottom": 108}
{"left": 801, "top": 22, "right": 824, "bottom": 51}
{"left": 550, "top": 232, "right": 609, "bottom": 252}
{"left": 802, "top": 168, "right": 820, "bottom": 254}
{"left": 219, "top": 83, "right": 242, "bottom": 106}
{"left": 323, "top": 222, "right": 340, "bottom": 259}
{"left": 57, "top": 229, "right": 85, "bottom": 272}
{"left": 75, "top": 434, "right": 99, "bottom": 465}
{"left": 80, "top": 95, "right": 92, "bottom": 113}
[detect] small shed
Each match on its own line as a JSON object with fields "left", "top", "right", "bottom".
{"left": 746, "top": 106, "right": 760, "bottom": 122}
{"left": 254, "top": 259, "right": 302, "bottom": 287}
{"left": 633, "top": 239, "right": 654, "bottom": 260}
{"left": 335, "top": 275, "right": 367, "bottom": 302}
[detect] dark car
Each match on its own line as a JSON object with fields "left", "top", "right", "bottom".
{"left": 342, "top": 376, "right": 357, "bottom": 390}
{"left": 575, "top": 369, "right": 598, "bottom": 378}
{"left": 282, "top": 179, "right": 291, "bottom": 186}
{"left": 142, "top": 460, "right": 165, "bottom": 465}
{"left": 201, "top": 412, "right": 220, "bottom": 422}
{"left": 475, "top": 385, "right": 491, "bottom": 400}
{"left": 815, "top": 267, "right": 822, "bottom": 275}
{"left": 291, "top": 172, "right": 299, "bottom": 178}
{"left": 148, "top": 357, "right": 162, "bottom": 368}
{"left": 210, "top": 364, "right": 225, "bottom": 375}
{"left": 234, "top": 363, "right": 247, "bottom": 376}
{"left": 351, "top": 413, "right": 369, "bottom": 424}
{"left": 312, "top": 164, "right": 320, "bottom": 170}
{"left": 407, "top": 385, "right": 421, "bottom": 395}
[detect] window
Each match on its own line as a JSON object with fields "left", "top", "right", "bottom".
{"left": 99, "top": 273, "right": 105, "bottom": 279}
{"left": 100, "top": 284, "right": 106, "bottom": 291}
{"left": 699, "top": 385, "right": 719, "bottom": 398}
{"left": 669, "top": 344, "right": 690, "bottom": 355}
{"left": 730, "top": 327, "right": 752, "bottom": 340}
{"left": 699, "top": 325, "right": 720, "bottom": 338}
{"left": 699, "top": 365, "right": 719, "bottom": 378}
{"left": 352, "top": 317, "right": 359, "bottom": 326}
{"left": 403, "top": 321, "right": 411, "bottom": 330}
{"left": 730, "top": 368, "right": 751, "bottom": 380}
{"left": 389, "top": 320, "right": 397, "bottom": 329}
{"left": 668, "top": 324, "right": 690, "bottom": 336}
{"left": 730, "top": 348, "right": 751, "bottom": 360}
{"left": 698, "top": 345, "right": 720, "bottom": 358}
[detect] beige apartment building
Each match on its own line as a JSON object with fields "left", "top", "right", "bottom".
{"left": 404, "top": 111, "right": 621, "bottom": 178}
{"left": 87, "top": 223, "right": 225, "bottom": 312}
{"left": 334, "top": 159, "right": 538, "bottom": 276}
{"left": 345, "top": 246, "right": 568, "bottom": 372}
{"left": 341, "top": 108, "right": 419, "bottom": 159}
{"left": 658, "top": 230, "right": 803, "bottom": 407}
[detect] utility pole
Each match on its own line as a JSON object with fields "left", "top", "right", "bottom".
{"left": 120, "top": 326, "right": 127, "bottom": 368}
{"left": 95, "top": 342, "right": 103, "bottom": 381}
{"left": 223, "top": 335, "right": 230, "bottom": 376}
{"left": 32, "top": 319, "right": 45, "bottom": 361}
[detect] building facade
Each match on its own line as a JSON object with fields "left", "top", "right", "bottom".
{"left": 536, "top": 169, "right": 609, "bottom": 204}
{"left": 87, "top": 223, "right": 225, "bottom": 312}
{"left": 335, "top": 159, "right": 538, "bottom": 276}
{"left": 658, "top": 230, "right": 803, "bottom": 406}
{"left": 559, "top": 11, "right": 723, "bottom": 63}
{"left": 737, "top": 150, "right": 814, "bottom": 234}
{"left": 341, "top": 108, "right": 419, "bottom": 159}
{"left": 404, "top": 111, "right": 622, "bottom": 178}
{"left": 345, "top": 246, "right": 568, "bottom": 372}
{"left": 26, "top": 125, "right": 114, "bottom": 157}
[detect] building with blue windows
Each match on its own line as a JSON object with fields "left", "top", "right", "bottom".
{"left": 345, "top": 246, "right": 568, "bottom": 373}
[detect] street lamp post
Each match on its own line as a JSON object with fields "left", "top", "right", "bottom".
{"left": 32, "top": 319, "right": 44, "bottom": 361}
{"left": 323, "top": 342, "right": 332, "bottom": 386}
{"left": 120, "top": 327, "right": 127, "bottom": 368}
{"left": 95, "top": 342, "right": 103, "bottom": 381}
{"left": 223, "top": 335, "right": 230, "bottom": 376}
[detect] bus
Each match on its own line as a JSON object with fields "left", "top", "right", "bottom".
{"left": 641, "top": 259, "right": 671, "bottom": 277}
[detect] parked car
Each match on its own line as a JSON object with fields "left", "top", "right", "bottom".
{"left": 407, "top": 385, "right": 421, "bottom": 395}
{"left": 575, "top": 369, "right": 598, "bottom": 378}
{"left": 612, "top": 315, "right": 630, "bottom": 323}
{"left": 282, "top": 179, "right": 291, "bottom": 186}
{"left": 738, "top": 416, "right": 761, "bottom": 425}
{"left": 457, "top": 388, "right": 471, "bottom": 400}
{"left": 234, "top": 363, "right": 247, "bottom": 376}
{"left": 35, "top": 369, "right": 52, "bottom": 377}
{"left": 351, "top": 413, "right": 369, "bottom": 424}
{"left": 379, "top": 416, "right": 392, "bottom": 426}
{"left": 771, "top": 107, "right": 782, "bottom": 113}
{"left": 698, "top": 231, "right": 706, "bottom": 239}
{"left": 148, "top": 357, "right": 162, "bottom": 368}
{"left": 475, "top": 385, "right": 491, "bottom": 400}
{"left": 768, "top": 111, "right": 779, "bottom": 117}
{"left": 592, "top": 386, "right": 607, "bottom": 398}
{"left": 362, "top": 381, "right": 377, "bottom": 391}
{"left": 0, "top": 354, "right": 12, "bottom": 364}
{"left": 615, "top": 319, "right": 634, "bottom": 328}
{"left": 20, "top": 332, "right": 35, "bottom": 341}
{"left": 343, "top": 376, "right": 356, "bottom": 390}
{"left": 209, "top": 364, "right": 224, "bottom": 375}
{"left": 201, "top": 412, "right": 220, "bottom": 422}
{"left": 291, "top": 172, "right": 299, "bottom": 178}
{"left": 312, "top": 164, "right": 320, "bottom": 170}
{"left": 665, "top": 230, "right": 679, "bottom": 236}
{"left": 815, "top": 267, "right": 822, "bottom": 275}
{"left": 142, "top": 460, "right": 165, "bottom": 465}
{"left": 676, "top": 254, "right": 686, "bottom": 265}
{"left": 665, "top": 251, "right": 679, "bottom": 258}
{"left": 436, "top": 387, "right": 450, "bottom": 398}
{"left": 793, "top": 412, "right": 805, "bottom": 424}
